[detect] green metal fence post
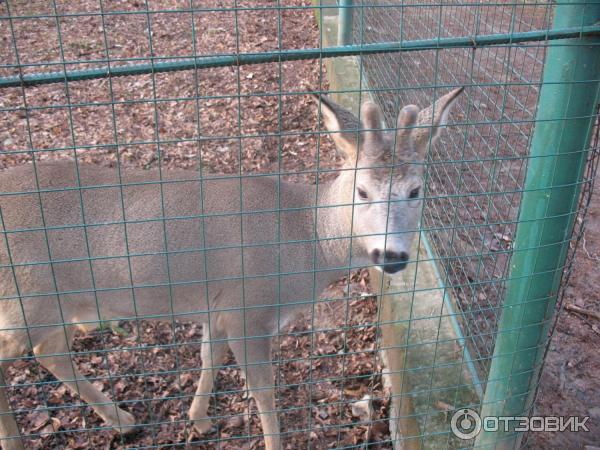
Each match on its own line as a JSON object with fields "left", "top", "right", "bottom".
{"left": 475, "top": 1, "right": 600, "bottom": 448}
{"left": 337, "top": 0, "right": 353, "bottom": 46}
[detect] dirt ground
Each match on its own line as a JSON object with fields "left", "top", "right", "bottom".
{"left": 529, "top": 182, "right": 600, "bottom": 449}
{"left": 1, "top": 0, "right": 599, "bottom": 449}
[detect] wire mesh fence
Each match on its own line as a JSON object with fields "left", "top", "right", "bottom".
{"left": 355, "top": 0, "right": 552, "bottom": 380}
{"left": 0, "top": 0, "right": 598, "bottom": 449}
{"left": 351, "top": 1, "right": 600, "bottom": 447}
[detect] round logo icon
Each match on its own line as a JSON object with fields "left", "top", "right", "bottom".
{"left": 451, "top": 408, "right": 482, "bottom": 440}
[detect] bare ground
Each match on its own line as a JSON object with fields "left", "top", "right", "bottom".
{"left": 528, "top": 187, "right": 600, "bottom": 449}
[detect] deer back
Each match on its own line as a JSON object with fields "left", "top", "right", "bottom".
{"left": 0, "top": 161, "right": 318, "bottom": 336}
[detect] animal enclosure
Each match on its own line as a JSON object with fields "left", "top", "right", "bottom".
{"left": 0, "top": 0, "right": 599, "bottom": 449}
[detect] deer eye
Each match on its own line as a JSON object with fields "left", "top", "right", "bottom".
{"left": 409, "top": 187, "right": 420, "bottom": 199}
{"left": 357, "top": 187, "right": 369, "bottom": 200}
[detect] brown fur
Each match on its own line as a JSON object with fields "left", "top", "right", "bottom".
{"left": 0, "top": 88, "right": 462, "bottom": 450}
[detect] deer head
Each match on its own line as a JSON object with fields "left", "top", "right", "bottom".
{"left": 314, "top": 88, "right": 463, "bottom": 274}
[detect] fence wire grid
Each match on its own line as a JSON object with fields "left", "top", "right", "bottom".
{"left": 355, "top": 0, "right": 552, "bottom": 379}
{"left": 0, "top": 0, "right": 599, "bottom": 449}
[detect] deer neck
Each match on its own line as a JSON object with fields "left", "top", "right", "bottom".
{"left": 315, "top": 169, "right": 367, "bottom": 276}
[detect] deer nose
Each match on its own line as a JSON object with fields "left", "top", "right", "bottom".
{"left": 370, "top": 249, "right": 409, "bottom": 274}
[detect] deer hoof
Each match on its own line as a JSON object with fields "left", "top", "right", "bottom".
{"left": 109, "top": 408, "right": 137, "bottom": 435}
{"left": 192, "top": 417, "right": 215, "bottom": 435}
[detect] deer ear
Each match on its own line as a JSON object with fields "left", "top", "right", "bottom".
{"left": 413, "top": 87, "right": 464, "bottom": 160}
{"left": 394, "top": 104, "right": 419, "bottom": 158}
{"left": 360, "top": 101, "right": 384, "bottom": 149}
{"left": 312, "top": 94, "right": 360, "bottom": 161}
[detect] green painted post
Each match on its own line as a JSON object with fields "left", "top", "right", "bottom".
{"left": 337, "top": 0, "right": 353, "bottom": 46}
{"left": 475, "top": 1, "right": 600, "bottom": 448}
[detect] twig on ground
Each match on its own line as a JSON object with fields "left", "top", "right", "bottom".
{"left": 582, "top": 234, "right": 600, "bottom": 262}
{"left": 565, "top": 303, "right": 600, "bottom": 322}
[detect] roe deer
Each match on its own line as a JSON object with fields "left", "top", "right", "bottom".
{"left": 0, "top": 88, "right": 462, "bottom": 450}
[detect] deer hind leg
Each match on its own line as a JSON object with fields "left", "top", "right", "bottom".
{"left": 0, "top": 364, "right": 24, "bottom": 450}
{"left": 33, "top": 326, "right": 136, "bottom": 435}
{"left": 0, "top": 333, "right": 28, "bottom": 450}
{"left": 230, "top": 337, "right": 280, "bottom": 450}
{"left": 189, "top": 323, "right": 228, "bottom": 435}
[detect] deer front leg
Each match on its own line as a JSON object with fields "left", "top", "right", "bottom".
{"left": 189, "top": 325, "right": 228, "bottom": 435}
{"left": 249, "top": 380, "right": 279, "bottom": 450}
{"left": 34, "top": 331, "right": 136, "bottom": 434}
{"left": 230, "top": 338, "right": 280, "bottom": 450}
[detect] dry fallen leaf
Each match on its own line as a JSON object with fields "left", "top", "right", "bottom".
{"left": 434, "top": 400, "right": 454, "bottom": 412}
{"left": 351, "top": 395, "right": 373, "bottom": 423}
{"left": 224, "top": 413, "right": 245, "bottom": 430}
{"left": 29, "top": 408, "right": 50, "bottom": 432}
